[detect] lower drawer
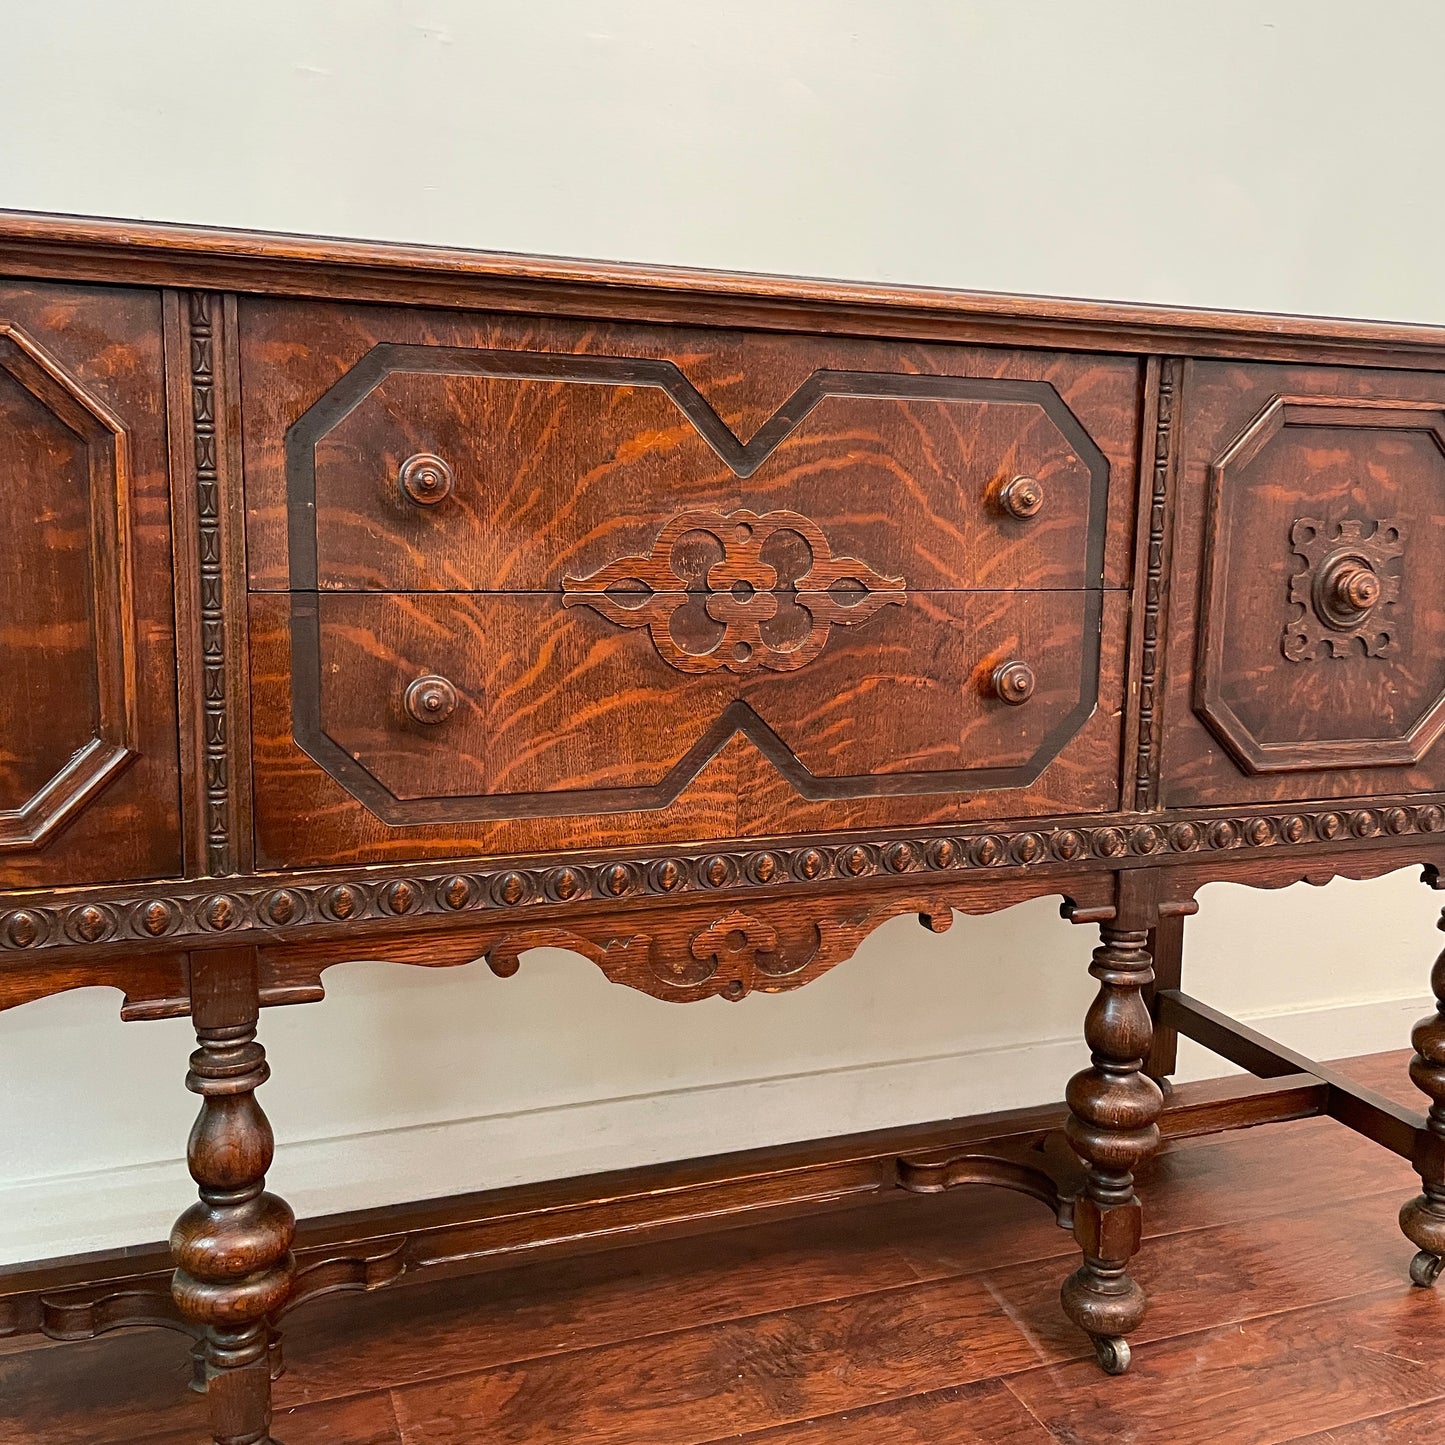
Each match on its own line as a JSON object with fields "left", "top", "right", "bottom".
{"left": 249, "top": 588, "right": 1127, "bottom": 868}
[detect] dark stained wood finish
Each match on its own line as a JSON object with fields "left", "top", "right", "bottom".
{"left": 8, "top": 214, "right": 1445, "bottom": 1434}
{"left": 239, "top": 302, "right": 1140, "bottom": 596}
{"left": 0, "top": 280, "right": 180, "bottom": 889}
{"left": 13, "top": 210, "right": 1445, "bottom": 369}
{"left": 170, "top": 948, "right": 296, "bottom": 1445}
{"left": 1059, "top": 909, "right": 1165, "bottom": 1372}
{"left": 164, "top": 291, "right": 252, "bottom": 877}
{"left": 1401, "top": 904, "right": 1445, "bottom": 1287}
{"left": 252, "top": 589, "right": 1131, "bottom": 867}
{"left": 1165, "top": 359, "right": 1445, "bottom": 806}
{"left": 311, "top": 589, "right": 1114, "bottom": 801}
{"left": 288, "top": 342, "right": 1127, "bottom": 598}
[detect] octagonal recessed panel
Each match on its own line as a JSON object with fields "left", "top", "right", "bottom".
{"left": 282, "top": 350, "right": 1113, "bottom": 824}
{"left": 0, "top": 324, "right": 136, "bottom": 849}
{"left": 1196, "top": 395, "right": 1445, "bottom": 774}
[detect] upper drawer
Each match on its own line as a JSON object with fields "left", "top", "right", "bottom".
{"left": 241, "top": 300, "right": 1142, "bottom": 596}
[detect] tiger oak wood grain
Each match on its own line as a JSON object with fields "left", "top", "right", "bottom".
{"left": 6, "top": 211, "right": 1445, "bottom": 368}
{"left": 1165, "top": 359, "right": 1445, "bottom": 806}
{"left": 303, "top": 588, "right": 1116, "bottom": 811}
{"left": 0, "top": 281, "right": 180, "bottom": 889}
{"left": 240, "top": 298, "right": 1141, "bottom": 595}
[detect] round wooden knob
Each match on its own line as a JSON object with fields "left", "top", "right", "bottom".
{"left": 404, "top": 674, "right": 459, "bottom": 724}
{"left": 399, "top": 452, "right": 454, "bottom": 506}
{"left": 1315, "top": 555, "right": 1382, "bottom": 628}
{"left": 1328, "top": 561, "right": 1380, "bottom": 613}
{"left": 997, "top": 475, "right": 1044, "bottom": 519}
{"left": 990, "top": 660, "right": 1036, "bottom": 705}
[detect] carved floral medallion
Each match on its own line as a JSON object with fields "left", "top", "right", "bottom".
{"left": 562, "top": 508, "right": 906, "bottom": 674}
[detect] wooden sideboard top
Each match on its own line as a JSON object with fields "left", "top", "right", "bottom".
{"left": 5, "top": 208, "right": 1445, "bottom": 367}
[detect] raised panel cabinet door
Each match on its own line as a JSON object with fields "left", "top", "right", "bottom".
{"left": 0, "top": 283, "right": 180, "bottom": 890}
{"left": 1164, "top": 359, "right": 1445, "bottom": 809}
{"left": 243, "top": 298, "right": 1140, "bottom": 869}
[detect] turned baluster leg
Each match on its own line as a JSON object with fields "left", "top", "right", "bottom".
{"left": 1402, "top": 907, "right": 1445, "bottom": 1288}
{"left": 171, "top": 948, "right": 296, "bottom": 1445}
{"left": 1062, "top": 923, "right": 1164, "bottom": 1375}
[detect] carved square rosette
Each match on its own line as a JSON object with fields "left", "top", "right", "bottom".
{"left": 1282, "top": 517, "right": 1404, "bottom": 663}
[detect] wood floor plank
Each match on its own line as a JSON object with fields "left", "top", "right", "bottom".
{"left": 1005, "top": 1287, "right": 1445, "bottom": 1445}
{"left": 1332, "top": 1051, "right": 1419, "bottom": 1108}
{"left": 1282, "top": 1395, "right": 1445, "bottom": 1441}
{"left": 889, "top": 1113, "right": 1417, "bottom": 1285}
{"left": 1139, "top": 1114, "right": 1416, "bottom": 1232}
{"left": 701, "top": 1379, "right": 1057, "bottom": 1444}
{"left": 272, "top": 1202, "right": 944, "bottom": 1409}
{"left": 150, "top": 1389, "right": 404, "bottom": 1445}
{"left": 275, "top": 1174, "right": 1089, "bottom": 1412}
{"left": 984, "top": 1189, "right": 1417, "bottom": 1363}
{"left": 388, "top": 1274, "right": 1043, "bottom": 1445}
{"left": 0, "top": 1328, "right": 197, "bottom": 1445}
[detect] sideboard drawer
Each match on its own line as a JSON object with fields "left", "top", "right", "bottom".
{"left": 293, "top": 359, "right": 1109, "bottom": 595}
{"left": 0, "top": 282, "right": 181, "bottom": 889}
{"left": 293, "top": 587, "right": 1112, "bottom": 823}
{"left": 244, "top": 298, "right": 1140, "bottom": 868}
{"left": 243, "top": 299, "right": 1141, "bottom": 596}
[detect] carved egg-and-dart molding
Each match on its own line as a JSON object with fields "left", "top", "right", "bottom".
{"left": 562, "top": 507, "right": 905, "bottom": 674}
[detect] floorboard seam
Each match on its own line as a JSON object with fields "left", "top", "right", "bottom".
{"left": 988, "top": 1281, "right": 1410, "bottom": 1385}
{"left": 1276, "top": 1390, "right": 1445, "bottom": 1443}
{"left": 999, "top": 1375, "right": 1067, "bottom": 1443}
{"left": 263, "top": 1186, "right": 1420, "bottom": 1417}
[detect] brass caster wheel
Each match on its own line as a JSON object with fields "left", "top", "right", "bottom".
{"left": 1092, "top": 1334, "right": 1132, "bottom": 1375}
{"left": 1410, "top": 1249, "right": 1443, "bottom": 1288}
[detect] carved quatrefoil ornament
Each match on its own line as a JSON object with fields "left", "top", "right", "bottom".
{"left": 562, "top": 508, "right": 905, "bottom": 674}
{"left": 1283, "top": 517, "right": 1403, "bottom": 662}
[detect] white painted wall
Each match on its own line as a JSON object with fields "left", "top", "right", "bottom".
{"left": 1, "top": 0, "right": 1442, "bottom": 1263}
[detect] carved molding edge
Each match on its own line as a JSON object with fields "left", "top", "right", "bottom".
{"left": 189, "top": 294, "right": 232, "bottom": 875}
{"left": 1131, "top": 358, "right": 1181, "bottom": 810}
{"left": 4, "top": 801, "right": 1445, "bottom": 960}
{"left": 168, "top": 291, "right": 249, "bottom": 877}
{"left": 476, "top": 893, "right": 957, "bottom": 1002}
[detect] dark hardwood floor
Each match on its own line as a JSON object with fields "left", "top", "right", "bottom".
{"left": 3, "top": 1051, "right": 1441, "bottom": 1444}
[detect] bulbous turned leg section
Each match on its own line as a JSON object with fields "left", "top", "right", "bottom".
{"left": 171, "top": 950, "right": 296, "bottom": 1445}
{"left": 1402, "top": 914, "right": 1445, "bottom": 1288}
{"left": 1062, "top": 925, "right": 1163, "bottom": 1373}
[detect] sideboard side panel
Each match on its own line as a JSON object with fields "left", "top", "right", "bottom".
{"left": 1163, "top": 358, "right": 1445, "bottom": 807}
{"left": 0, "top": 281, "right": 181, "bottom": 889}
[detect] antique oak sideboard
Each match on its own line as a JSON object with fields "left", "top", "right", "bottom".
{"left": 3, "top": 212, "right": 1445, "bottom": 1442}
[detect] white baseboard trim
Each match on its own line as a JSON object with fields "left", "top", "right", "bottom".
{"left": 0, "top": 990, "right": 1427, "bottom": 1267}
